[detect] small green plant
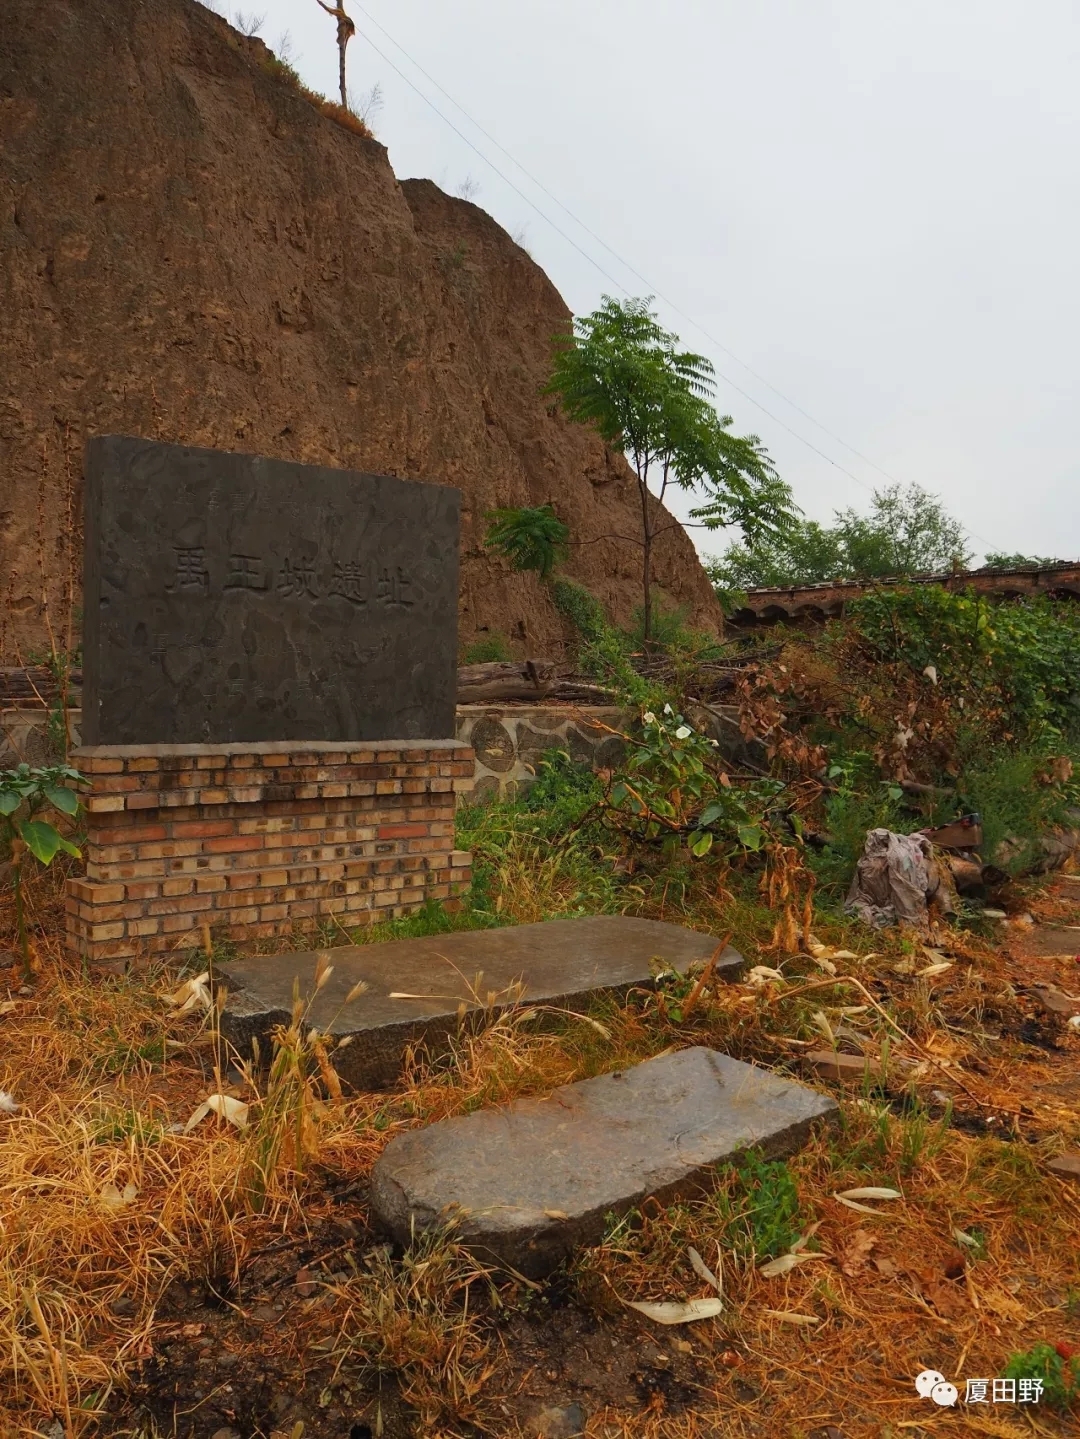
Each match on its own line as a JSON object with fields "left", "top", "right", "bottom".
{"left": 484, "top": 504, "right": 569, "bottom": 580}
{"left": 92, "top": 1107, "right": 165, "bottom": 1146}
{"left": 714, "top": 1149, "right": 803, "bottom": 1260}
{"left": 0, "top": 762, "right": 83, "bottom": 979}
{"left": 625, "top": 603, "right": 724, "bottom": 662}
{"left": 606, "top": 705, "right": 782, "bottom": 857}
{"left": 27, "top": 645, "right": 79, "bottom": 759}
{"left": 1001, "top": 1342, "right": 1080, "bottom": 1411}
{"left": 462, "top": 634, "right": 512, "bottom": 664}
{"left": 895, "top": 1095, "right": 951, "bottom": 1175}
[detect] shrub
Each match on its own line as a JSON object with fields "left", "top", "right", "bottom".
{"left": 552, "top": 578, "right": 653, "bottom": 704}
{"left": 958, "top": 744, "right": 1080, "bottom": 874}
{"left": 1, "top": 763, "right": 83, "bottom": 980}
{"left": 484, "top": 504, "right": 569, "bottom": 581}
{"left": 848, "top": 587, "right": 1080, "bottom": 743}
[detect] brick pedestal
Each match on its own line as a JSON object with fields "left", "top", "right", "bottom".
{"left": 65, "top": 740, "right": 475, "bottom": 962}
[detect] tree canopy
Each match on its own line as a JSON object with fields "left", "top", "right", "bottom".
{"left": 545, "top": 296, "right": 795, "bottom": 638}
{"left": 706, "top": 482, "right": 972, "bottom": 600}
{"left": 983, "top": 551, "right": 1069, "bottom": 570}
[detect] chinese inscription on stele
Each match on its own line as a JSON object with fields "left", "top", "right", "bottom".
{"left": 81, "top": 436, "right": 460, "bottom": 745}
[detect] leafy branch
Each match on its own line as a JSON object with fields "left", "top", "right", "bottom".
{"left": 1, "top": 763, "right": 83, "bottom": 981}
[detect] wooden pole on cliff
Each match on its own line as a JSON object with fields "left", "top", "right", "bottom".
{"left": 315, "top": 0, "right": 356, "bottom": 109}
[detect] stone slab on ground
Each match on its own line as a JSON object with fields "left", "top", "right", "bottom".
{"left": 220, "top": 915, "right": 744, "bottom": 1089}
{"left": 369, "top": 1045, "right": 838, "bottom": 1276}
{"left": 1047, "top": 1151, "right": 1080, "bottom": 1185}
{"left": 803, "top": 1050, "right": 883, "bottom": 1084}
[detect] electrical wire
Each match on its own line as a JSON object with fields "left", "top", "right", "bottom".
{"left": 350, "top": 4, "right": 998, "bottom": 551}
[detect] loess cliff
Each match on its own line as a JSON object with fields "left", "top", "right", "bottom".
{"left": 0, "top": 0, "right": 722, "bottom": 663}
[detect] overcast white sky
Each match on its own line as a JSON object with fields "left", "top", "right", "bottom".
{"left": 207, "top": 0, "right": 1080, "bottom": 564}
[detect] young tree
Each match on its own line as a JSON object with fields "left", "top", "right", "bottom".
{"left": 314, "top": 0, "right": 356, "bottom": 109}
{"left": 545, "top": 297, "right": 794, "bottom": 642}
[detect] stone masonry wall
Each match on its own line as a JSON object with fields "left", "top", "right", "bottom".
{"left": 456, "top": 706, "right": 627, "bottom": 802}
{"left": 66, "top": 740, "right": 474, "bottom": 962}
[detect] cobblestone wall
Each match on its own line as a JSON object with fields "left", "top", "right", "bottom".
{"left": 455, "top": 705, "right": 627, "bottom": 801}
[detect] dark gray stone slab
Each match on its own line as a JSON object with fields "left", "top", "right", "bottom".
{"left": 82, "top": 435, "right": 460, "bottom": 744}
{"left": 370, "top": 1046, "right": 838, "bottom": 1276}
{"left": 219, "top": 915, "right": 744, "bottom": 1089}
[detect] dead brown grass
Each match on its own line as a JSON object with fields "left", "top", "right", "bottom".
{"left": 2, "top": 855, "right": 1080, "bottom": 1435}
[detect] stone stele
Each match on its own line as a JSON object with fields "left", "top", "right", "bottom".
{"left": 219, "top": 914, "right": 745, "bottom": 1089}
{"left": 369, "top": 1045, "right": 839, "bottom": 1276}
{"left": 81, "top": 435, "right": 460, "bottom": 744}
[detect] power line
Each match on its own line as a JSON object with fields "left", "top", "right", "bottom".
{"left": 350, "top": 5, "right": 997, "bottom": 551}
{"left": 355, "top": 3, "right": 889, "bottom": 477}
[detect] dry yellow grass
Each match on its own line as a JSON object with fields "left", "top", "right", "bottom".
{"left": 1, "top": 857, "right": 1079, "bottom": 1435}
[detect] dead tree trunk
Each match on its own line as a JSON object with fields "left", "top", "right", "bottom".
{"left": 315, "top": 0, "right": 356, "bottom": 108}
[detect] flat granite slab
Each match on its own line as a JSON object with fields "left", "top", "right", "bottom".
{"left": 370, "top": 1046, "right": 838, "bottom": 1276}
{"left": 220, "top": 916, "right": 744, "bottom": 1089}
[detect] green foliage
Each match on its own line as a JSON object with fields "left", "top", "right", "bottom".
{"left": 456, "top": 750, "right": 621, "bottom": 923}
{"left": 625, "top": 603, "right": 724, "bottom": 661}
{"left": 714, "top": 1150, "right": 803, "bottom": 1260}
{"left": 707, "top": 482, "right": 971, "bottom": 592}
{"left": 351, "top": 897, "right": 499, "bottom": 946}
{"left": 0, "top": 763, "right": 83, "bottom": 979}
{"left": 810, "top": 785, "right": 909, "bottom": 896}
{"left": 850, "top": 586, "right": 1080, "bottom": 740}
{"left": 551, "top": 579, "right": 654, "bottom": 704}
{"left": 519, "top": 748, "right": 603, "bottom": 827}
{"left": 545, "top": 296, "right": 794, "bottom": 637}
{"left": 484, "top": 504, "right": 569, "bottom": 581}
{"left": 984, "top": 551, "right": 1067, "bottom": 569}
{"left": 605, "top": 706, "right": 783, "bottom": 858}
{"left": 462, "top": 634, "right": 512, "bottom": 664}
{"left": 958, "top": 745, "right": 1080, "bottom": 875}
{"left": 27, "top": 645, "right": 78, "bottom": 759}
{"left": 1001, "top": 1342, "right": 1080, "bottom": 1411}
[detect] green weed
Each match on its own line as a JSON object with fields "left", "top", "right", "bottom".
{"left": 461, "top": 634, "right": 511, "bottom": 664}
{"left": 91, "top": 1109, "right": 164, "bottom": 1146}
{"left": 1002, "top": 1342, "right": 1080, "bottom": 1411}
{"left": 712, "top": 1149, "right": 804, "bottom": 1260}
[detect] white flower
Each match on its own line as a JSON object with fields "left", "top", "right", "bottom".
{"left": 643, "top": 711, "right": 656, "bottom": 725}
{"left": 663, "top": 703, "right": 674, "bottom": 715}
{"left": 674, "top": 725, "right": 692, "bottom": 740}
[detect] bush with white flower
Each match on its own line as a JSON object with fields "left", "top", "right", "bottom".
{"left": 605, "top": 705, "right": 782, "bottom": 857}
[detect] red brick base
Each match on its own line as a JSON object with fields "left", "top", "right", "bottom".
{"left": 65, "top": 740, "right": 475, "bottom": 962}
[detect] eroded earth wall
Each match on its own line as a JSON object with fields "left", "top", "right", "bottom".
{"left": 1, "top": 0, "right": 721, "bottom": 664}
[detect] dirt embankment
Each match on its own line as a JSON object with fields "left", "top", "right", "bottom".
{"left": 0, "top": 0, "right": 721, "bottom": 663}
